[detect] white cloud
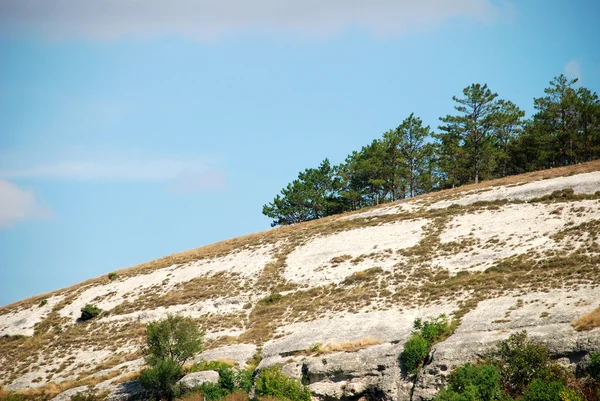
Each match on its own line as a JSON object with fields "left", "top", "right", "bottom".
{"left": 0, "top": 0, "right": 508, "bottom": 41}
{"left": 563, "top": 60, "right": 582, "bottom": 81}
{"left": 0, "top": 180, "right": 52, "bottom": 228}
{"left": 0, "top": 150, "right": 227, "bottom": 192}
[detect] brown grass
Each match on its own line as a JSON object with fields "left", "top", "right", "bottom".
{"left": 572, "top": 306, "right": 600, "bottom": 331}
{"left": 310, "top": 337, "right": 382, "bottom": 354}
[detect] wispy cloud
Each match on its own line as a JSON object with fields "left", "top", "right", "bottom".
{"left": 0, "top": 180, "right": 53, "bottom": 228}
{"left": 0, "top": 149, "right": 227, "bottom": 192}
{"left": 0, "top": 0, "right": 509, "bottom": 41}
{"left": 563, "top": 59, "right": 582, "bottom": 81}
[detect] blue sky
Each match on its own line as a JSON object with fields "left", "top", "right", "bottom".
{"left": 1, "top": 0, "right": 599, "bottom": 306}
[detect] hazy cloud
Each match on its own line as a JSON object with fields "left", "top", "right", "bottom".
{"left": 0, "top": 0, "right": 508, "bottom": 41}
{"left": 0, "top": 180, "right": 52, "bottom": 228}
{"left": 563, "top": 60, "right": 582, "bottom": 81}
{"left": 0, "top": 150, "right": 227, "bottom": 192}
{"left": 167, "top": 170, "right": 228, "bottom": 193}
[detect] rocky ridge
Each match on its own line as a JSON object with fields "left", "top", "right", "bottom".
{"left": 1, "top": 162, "right": 600, "bottom": 400}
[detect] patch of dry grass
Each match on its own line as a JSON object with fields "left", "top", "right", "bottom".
{"left": 309, "top": 337, "right": 382, "bottom": 354}
{"left": 572, "top": 306, "right": 600, "bottom": 331}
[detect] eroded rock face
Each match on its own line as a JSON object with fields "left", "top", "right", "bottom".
{"left": 302, "top": 344, "right": 411, "bottom": 401}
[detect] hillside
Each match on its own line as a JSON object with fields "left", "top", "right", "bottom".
{"left": 2, "top": 161, "right": 600, "bottom": 401}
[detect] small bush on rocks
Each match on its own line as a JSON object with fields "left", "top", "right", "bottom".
{"left": 402, "top": 314, "right": 452, "bottom": 375}
{"left": 79, "top": 304, "right": 102, "bottom": 321}
{"left": 255, "top": 365, "right": 311, "bottom": 401}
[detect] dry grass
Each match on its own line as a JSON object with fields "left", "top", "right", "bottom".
{"left": 309, "top": 337, "right": 382, "bottom": 355}
{"left": 572, "top": 306, "right": 600, "bottom": 331}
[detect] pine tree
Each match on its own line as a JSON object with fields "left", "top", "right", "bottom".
{"left": 439, "top": 83, "right": 499, "bottom": 184}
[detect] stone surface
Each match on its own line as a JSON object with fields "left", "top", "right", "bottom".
{"left": 178, "top": 370, "right": 220, "bottom": 389}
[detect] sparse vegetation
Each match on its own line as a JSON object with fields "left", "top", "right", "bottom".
{"left": 107, "top": 272, "right": 118, "bottom": 280}
{"left": 38, "top": 299, "right": 47, "bottom": 307}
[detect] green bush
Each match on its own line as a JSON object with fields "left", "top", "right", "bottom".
{"left": 140, "top": 359, "right": 183, "bottom": 401}
{"left": 261, "top": 293, "right": 283, "bottom": 304}
{"left": 141, "top": 314, "right": 204, "bottom": 401}
{"left": 108, "top": 272, "right": 118, "bottom": 280}
{"left": 402, "top": 314, "right": 452, "bottom": 375}
{"left": 402, "top": 333, "right": 429, "bottom": 374}
{"left": 234, "top": 369, "right": 254, "bottom": 393}
{"left": 434, "top": 363, "right": 506, "bottom": 401}
{"left": 38, "top": 299, "right": 47, "bottom": 307}
{"left": 589, "top": 351, "right": 600, "bottom": 382}
{"left": 255, "top": 365, "right": 311, "bottom": 401}
{"left": 145, "top": 314, "right": 204, "bottom": 367}
{"left": 520, "top": 379, "right": 565, "bottom": 401}
{"left": 414, "top": 314, "right": 451, "bottom": 344}
{"left": 492, "top": 331, "right": 553, "bottom": 395}
{"left": 79, "top": 304, "right": 102, "bottom": 321}
{"left": 188, "top": 365, "right": 253, "bottom": 400}
{"left": 200, "top": 382, "right": 229, "bottom": 401}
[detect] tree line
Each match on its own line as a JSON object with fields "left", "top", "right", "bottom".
{"left": 263, "top": 75, "right": 600, "bottom": 226}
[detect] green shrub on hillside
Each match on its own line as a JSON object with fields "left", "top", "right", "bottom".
{"left": 140, "top": 314, "right": 204, "bottom": 401}
{"left": 520, "top": 379, "right": 565, "bottom": 401}
{"left": 491, "top": 331, "right": 555, "bottom": 395}
{"left": 197, "top": 366, "right": 254, "bottom": 401}
{"left": 108, "top": 272, "right": 118, "bottom": 280}
{"left": 255, "top": 365, "right": 311, "bottom": 401}
{"left": 79, "top": 304, "right": 102, "bottom": 321}
{"left": 434, "top": 363, "right": 505, "bottom": 401}
{"left": 402, "top": 334, "right": 429, "bottom": 374}
{"left": 433, "top": 332, "right": 593, "bottom": 401}
{"left": 402, "top": 314, "right": 453, "bottom": 375}
{"left": 140, "top": 359, "right": 183, "bottom": 401}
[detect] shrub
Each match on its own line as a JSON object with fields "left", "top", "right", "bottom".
{"left": 520, "top": 379, "right": 565, "bottom": 401}
{"left": 234, "top": 369, "right": 253, "bottom": 393}
{"left": 492, "top": 331, "right": 553, "bottom": 396}
{"left": 261, "top": 293, "right": 283, "bottom": 304}
{"left": 108, "top": 272, "right": 118, "bottom": 280}
{"left": 79, "top": 304, "right": 102, "bottom": 321}
{"left": 402, "top": 314, "right": 452, "bottom": 375}
{"left": 140, "top": 359, "right": 183, "bottom": 401}
{"left": 200, "top": 382, "right": 229, "bottom": 401}
{"left": 38, "top": 299, "right": 48, "bottom": 307}
{"left": 141, "top": 314, "right": 204, "bottom": 401}
{"left": 255, "top": 365, "right": 311, "bottom": 401}
{"left": 414, "top": 314, "right": 451, "bottom": 344}
{"left": 145, "top": 314, "right": 204, "bottom": 367}
{"left": 558, "top": 388, "right": 586, "bottom": 401}
{"left": 402, "top": 333, "right": 429, "bottom": 374}
{"left": 434, "top": 363, "right": 509, "bottom": 401}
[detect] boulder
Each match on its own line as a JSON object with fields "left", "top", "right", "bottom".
{"left": 178, "top": 370, "right": 220, "bottom": 389}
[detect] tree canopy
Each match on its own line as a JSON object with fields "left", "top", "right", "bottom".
{"left": 263, "top": 74, "right": 600, "bottom": 226}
